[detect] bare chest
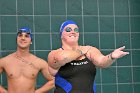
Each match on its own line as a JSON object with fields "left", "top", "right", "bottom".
{"left": 4, "top": 59, "right": 40, "bottom": 79}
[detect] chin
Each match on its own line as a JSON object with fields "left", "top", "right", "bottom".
{"left": 18, "top": 45, "right": 30, "bottom": 49}
{"left": 68, "top": 40, "right": 78, "bottom": 43}
{"left": 20, "top": 47, "right": 28, "bottom": 49}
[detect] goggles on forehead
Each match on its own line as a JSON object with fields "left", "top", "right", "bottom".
{"left": 65, "top": 27, "right": 79, "bottom": 33}
{"left": 17, "top": 27, "right": 33, "bottom": 41}
{"left": 17, "top": 31, "right": 30, "bottom": 36}
{"left": 17, "top": 30, "right": 30, "bottom": 35}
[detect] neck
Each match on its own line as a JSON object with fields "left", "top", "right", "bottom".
{"left": 16, "top": 47, "right": 30, "bottom": 57}
{"left": 62, "top": 43, "right": 79, "bottom": 50}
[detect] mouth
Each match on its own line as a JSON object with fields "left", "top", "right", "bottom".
{"left": 69, "top": 35, "right": 76, "bottom": 38}
{"left": 20, "top": 41, "right": 27, "bottom": 44}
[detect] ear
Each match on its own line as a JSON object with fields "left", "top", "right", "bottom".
{"left": 61, "top": 35, "right": 64, "bottom": 39}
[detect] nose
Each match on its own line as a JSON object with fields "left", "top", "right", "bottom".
{"left": 21, "top": 35, "right": 25, "bottom": 40}
{"left": 70, "top": 29, "right": 75, "bottom": 33}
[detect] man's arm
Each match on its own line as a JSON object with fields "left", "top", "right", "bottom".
{"left": 35, "top": 59, "right": 55, "bottom": 93}
{"left": 35, "top": 79, "right": 54, "bottom": 93}
{"left": 88, "top": 46, "right": 129, "bottom": 68}
{"left": 0, "top": 59, "right": 8, "bottom": 93}
{"left": 0, "top": 86, "right": 7, "bottom": 93}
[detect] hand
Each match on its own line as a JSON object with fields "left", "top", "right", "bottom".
{"left": 0, "top": 87, "right": 7, "bottom": 93}
{"left": 0, "top": 90, "right": 7, "bottom": 93}
{"left": 35, "top": 90, "right": 46, "bottom": 93}
{"left": 35, "top": 90, "right": 39, "bottom": 93}
{"left": 111, "top": 46, "right": 129, "bottom": 59}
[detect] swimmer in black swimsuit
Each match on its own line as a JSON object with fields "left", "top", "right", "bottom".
{"left": 48, "top": 20, "right": 129, "bottom": 93}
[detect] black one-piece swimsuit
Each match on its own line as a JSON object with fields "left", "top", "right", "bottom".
{"left": 54, "top": 55, "right": 96, "bottom": 93}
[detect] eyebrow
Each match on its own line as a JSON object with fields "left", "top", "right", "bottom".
{"left": 18, "top": 32, "right": 30, "bottom": 35}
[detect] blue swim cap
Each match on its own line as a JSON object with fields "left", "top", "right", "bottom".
{"left": 60, "top": 20, "right": 77, "bottom": 37}
{"left": 17, "top": 27, "right": 33, "bottom": 41}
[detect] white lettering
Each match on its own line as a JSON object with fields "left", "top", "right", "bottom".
{"left": 70, "top": 61, "right": 88, "bottom": 65}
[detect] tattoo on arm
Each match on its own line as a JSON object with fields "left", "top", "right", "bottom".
{"left": 61, "top": 57, "right": 70, "bottom": 62}
{"left": 54, "top": 57, "right": 57, "bottom": 63}
{"left": 53, "top": 56, "right": 71, "bottom": 64}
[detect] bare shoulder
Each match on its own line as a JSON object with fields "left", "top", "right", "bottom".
{"left": 0, "top": 52, "right": 15, "bottom": 62}
{"left": 30, "top": 53, "right": 47, "bottom": 63}
{"left": 48, "top": 48, "right": 61, "bottom": 56}
{"left": 48, "top": 48, "right": 62, "bottom": 60}
{"left": 29, "top": 53, "right": 48, "bottom": 69}
{"left": 80, "top": 45, "right": 101, "bottom": 52}
{"left": 80, "top": 45, "right": 98, "bottom": 52}
{"left": 82, "top": 45, "right": 101, "bottom": 58}
{"left": 80, "top": 45, "right": 94, "bottom": 49}
{"left": 84, "top": 45, "right": 100, "bottom": 51}
{"left": 47, "top": 48, "right": 63, "bottom": 68}
{"left": 0, "top": 52, "right": 15, "bottom": 65}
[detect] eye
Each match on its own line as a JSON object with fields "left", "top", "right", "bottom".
{"left": 74, "top": 28, "right": 79, "bottom": 32}
{"left": 25, "top": 34, "right": 30, "bottom": 38}
{"left": 65, "top": 27, "right": 72, "bottom": 32}
{"left": 18, "top": 33, "right": 23, "bottom": 37}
